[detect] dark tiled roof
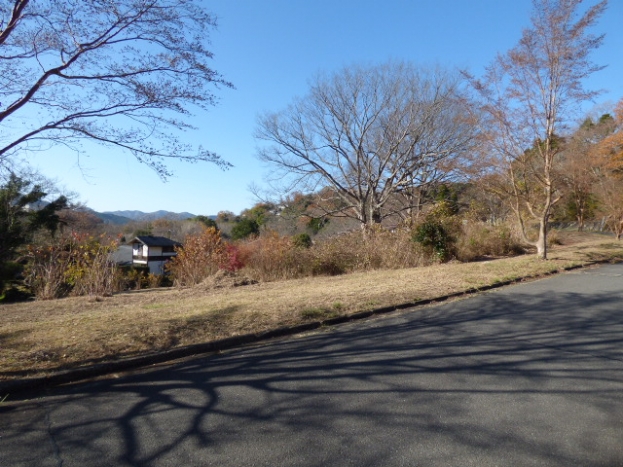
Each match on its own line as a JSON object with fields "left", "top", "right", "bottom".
{"left": 133, "top": 236, "right": 182, "bottom": 247}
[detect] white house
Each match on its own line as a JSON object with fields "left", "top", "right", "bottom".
{"left": 131, "top": 236, "right": 182, "bottom": 274}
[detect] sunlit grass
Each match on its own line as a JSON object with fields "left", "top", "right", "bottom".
{"left": 1, "top": 234, "right": 621, "bottom": 379}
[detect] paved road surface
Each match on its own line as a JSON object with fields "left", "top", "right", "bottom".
{"left": 2, "top": 264, "right": 623, "bottom": 466}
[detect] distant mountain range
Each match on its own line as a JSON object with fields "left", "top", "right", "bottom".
{"left": 91, "top": 210, "right": 198, "bottom": 225}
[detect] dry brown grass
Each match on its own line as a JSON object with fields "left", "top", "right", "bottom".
{"left": 1, "top": 232, "right": 622, "bottom": 380}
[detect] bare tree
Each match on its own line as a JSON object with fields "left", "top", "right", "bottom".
{"left": 0, "top": 0, "right": 232, "bottom": 176}
{"left": 466, "top": 0, "right": 607, "bottom": 259}
{"left": 256, "top": 62, "right": 479, "bottom": 229}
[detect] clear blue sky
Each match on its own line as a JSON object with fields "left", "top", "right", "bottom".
{"left": 25, "top": 0, "right": 623, "bottom": 216}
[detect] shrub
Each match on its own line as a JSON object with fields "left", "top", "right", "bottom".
{"left": 547, "top": 228, "right": 562, "bottom": 246}
{"left": 238, "top": 231, "right": 305, "bottom": 281}
{"left": 454, "top": 221, "right": 524, "bottom": 261}
{"left": 23, "top": 233, "right": 119, "bottom": 299}
{"left": 22, "top": 244, "right": 71, "bottom": 300}
{"left": 166, "top": 227, "right": 229, "bottom": 286}
{"left": 0, "top": 260, "right": 27, "bottom": 301}
{"left": 231, "top": 218, "right": 259, "bottom": 240}
{"left": 65, "top": 235, "right": 119, "bottom": 297}
{"left": 119, "top": 266, "right": 150, "bottom": 291}
{"left": 292, "top": 233, "right": 312, "bottom": 248}
{"left": 222, "top": 244, "right": 244, "bottom": 272}
{"left": 411, "top": 201, "right": 461, "bottom": 263}
{"left": 307, "top": 217, "right": 329, "bottom": 234}
{"left": 351, "top": 225, "right": 427, "bottom": 269}
{"left": 309, "top": 242, "right": 350, "bottom": 276}
{"left": 413, "top": 220, "right": 454, "bottom": 262}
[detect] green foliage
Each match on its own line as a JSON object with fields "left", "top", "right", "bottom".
{"left": 231, "top": 217, "right": 260, "bottom": 240}
{"left": 194, "top": 215, "right": 218, "bottom": 230}
{"left": 292, "top": 233, "right": 312, "bottom": 248}
{"left": 134, "top": 224, "right": 153, "bottom": 237}
{"left": 563, "top": 195, "right": 598, "bottom": 223}
{"left": 426, "top": 200, "right": 458, "bottom": 221}
{"left": 412, "top": 202, "right": 457, "bottom": 262}
{"left": 413, "top": 221, "right": 453, "bottom": 262}
{"left": 240, "top": 203, "right": 275, "bottom": 228}
{"left": 432, "top": 185, "right": 459, "bottom": 215}
{"left": 119, "top": 266, "right": 150, "bottom": 290}
{"left": 599, "top": 113, "right": 614, "bottom": 124}
{"left": 307, "top": 216, "right": 329, "bottom": 234}
{"left": 0, "top": 173, "right": 67, "bottom": 294}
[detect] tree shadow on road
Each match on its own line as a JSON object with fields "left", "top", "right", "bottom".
{"left": 3, "top": 279, "right": 623, "bottom": 467}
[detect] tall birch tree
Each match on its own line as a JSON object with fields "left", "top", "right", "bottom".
{"left": 467, "top": 0, "right": 607, "bottom": 259}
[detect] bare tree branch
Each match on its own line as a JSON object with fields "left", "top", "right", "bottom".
{"left": 256, "top": 62, "right": 480, "bottom": 228}
{"left": 0, "top": 0, "right": 233, "bottom": 176}
{"left": 466, "top": 0, "right": 607, "bottom": 259}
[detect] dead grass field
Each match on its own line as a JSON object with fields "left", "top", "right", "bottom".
{"left": 2, "top": 232, "right": 622, "bottom": 380}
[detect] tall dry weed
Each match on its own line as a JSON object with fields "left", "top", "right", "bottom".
{"left": 67, "top": 237, "right": 118, "bottom": 297}
{"left": 454, "top": 221, "right": 524, "bottom": 261}
{"left": 22, "top": 244, "right": 71, "bottom": 299}
{"left": 364, "top": 226, "right": 427, "bottom": 269}
{"left": 238, "top": 231, "right": 306, "bottom": 281}
{"left": 23, "top": 233, "right": 119, "bottom": 299}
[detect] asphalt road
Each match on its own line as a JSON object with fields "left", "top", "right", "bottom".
{"left": 2, "top": 263, "right": 623, "bottom": 467}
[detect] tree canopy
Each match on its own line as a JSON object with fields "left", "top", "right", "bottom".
{"left": 256, "top": 61, "right": 480, "bottom": 228}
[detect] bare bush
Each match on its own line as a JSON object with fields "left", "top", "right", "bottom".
{"left": 22, "top": 245, "right": 71, "bottom": 300}
{"left": 166, "top": 227, "right": 229, "bottom": 287}
{"left": 23, "top": 234, "right": 119, "bottom": 299}
{"left": 454, "top": 221, "right": 524, "bottom": 262}
{"left": 238, "top": 232, "right": 306, "bottom": 281}
{"left": 67, "top": 237, "right": 119, "bottom": 297}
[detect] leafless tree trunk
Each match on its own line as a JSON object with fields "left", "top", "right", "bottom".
{"left": 256, "top": 61, "right": 480, "bottom": 230}
{"left": 465, "top": 0, "right": 607, "bottom": 259}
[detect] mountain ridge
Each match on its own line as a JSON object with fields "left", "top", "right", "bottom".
{"left": 91, "top": 210, "right": 198, "bottom": 225}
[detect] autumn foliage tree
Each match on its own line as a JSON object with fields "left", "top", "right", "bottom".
{"left": 593, "top": 99, "right": 623, "bottom": 239}
{"left": 166, "top": 227, "right": 241, "bottom": 286}
{"left": 558, "top": 114, "right": 615, "bottom": 230}
{"left": 467, "top": 0, "right": 607, "bottom": 258}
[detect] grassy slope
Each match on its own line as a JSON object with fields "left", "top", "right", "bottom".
{"left": 2, "top": 233, "right": 622, "bottom": 379}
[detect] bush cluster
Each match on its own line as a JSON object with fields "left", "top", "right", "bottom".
{"left": 455, "top": 222, "right": 525, "bottom": 261}
{"left": 12, "top": 209, "right": 525, "bottom": 300}
{"left": 23, "top": 233, "right": 119, "bottom": 300}
{"left": 166, "top": 227, "right": 242, "bottom": 286}
{"left": 234, "top": 226, "right": 428, "bottom": 282}
{"left": 168, "top": 214, "right": 524, "bottom": 286}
